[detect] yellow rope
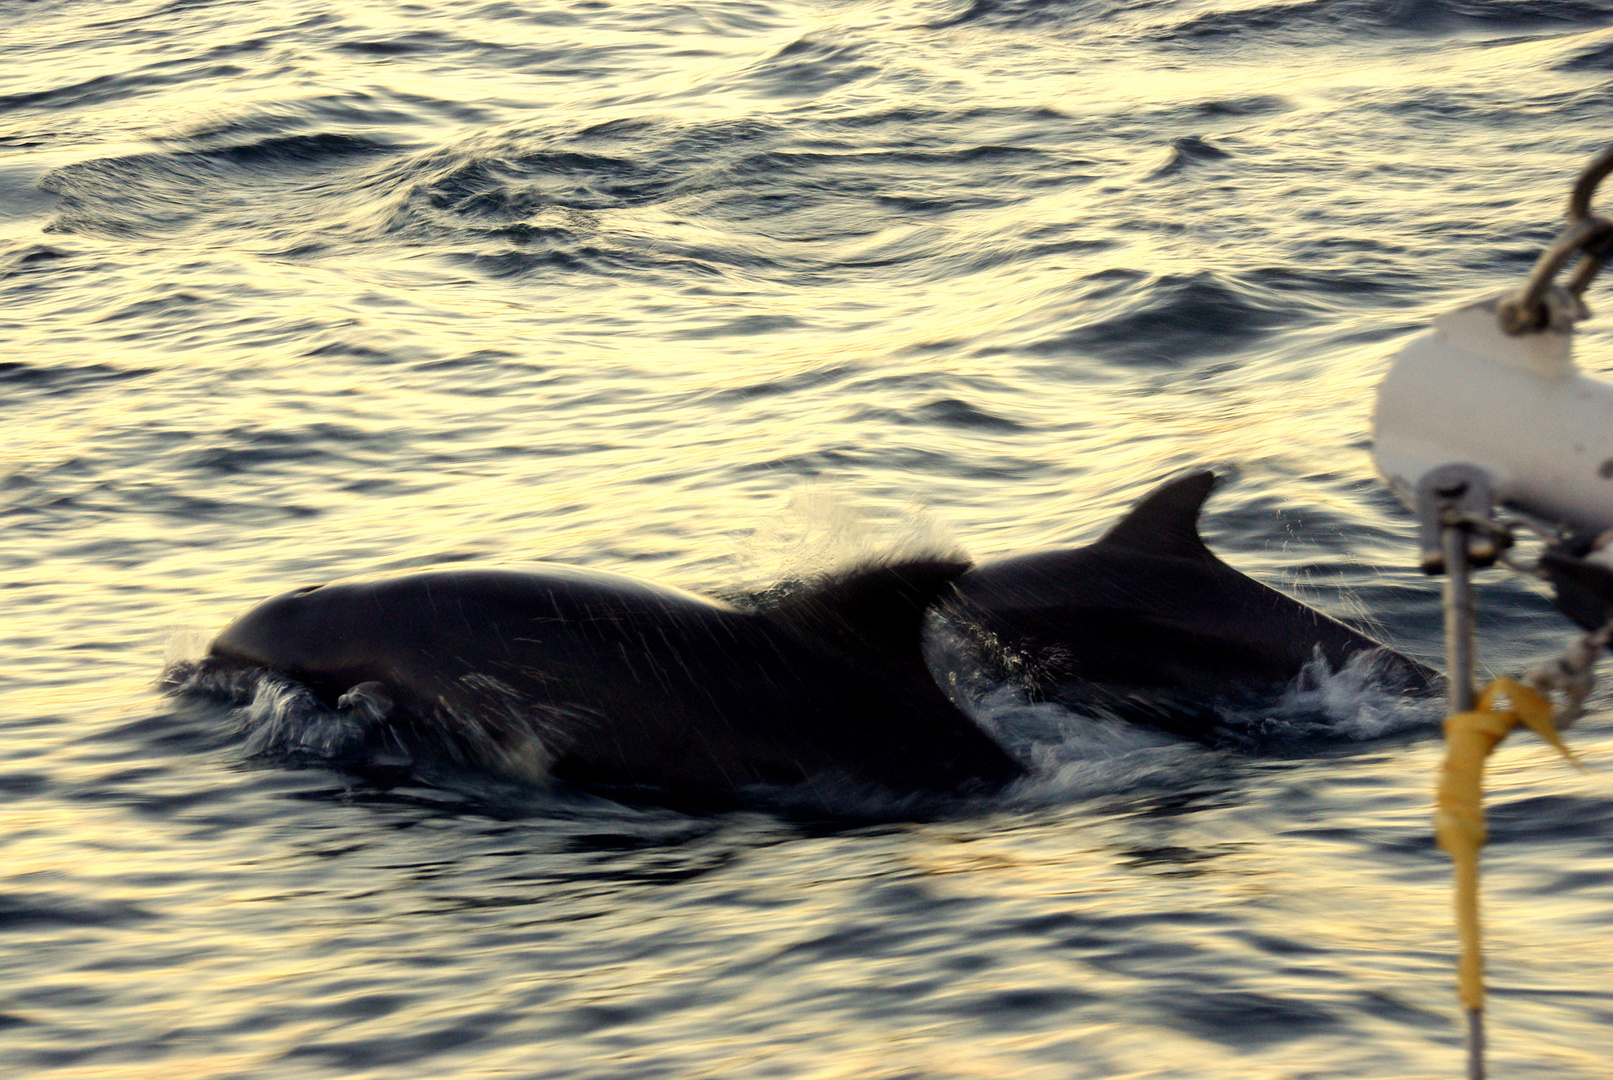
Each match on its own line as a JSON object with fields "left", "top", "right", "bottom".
{"left": 1434, "top": 677, "right": 1582, "bottom": 1012}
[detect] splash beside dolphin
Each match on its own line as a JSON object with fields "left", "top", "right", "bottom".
{"left": 189, "top": 471, "right": 1435, "bottom": 802}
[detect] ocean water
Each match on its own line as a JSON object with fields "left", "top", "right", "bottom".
{"left": 4, "top": 0, "right": 1613, "bottom": 1076}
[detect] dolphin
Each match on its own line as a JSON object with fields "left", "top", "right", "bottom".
{"left": 191, "top": 470, "right": 1435, "bottom": 801}
{"left": 943, "top": 470, "right": 1437, "bottom": 741}
{"left": 201, "top": 558, "right": 1027, "bottom": 803}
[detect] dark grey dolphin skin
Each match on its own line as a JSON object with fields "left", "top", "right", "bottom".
{"left": 944, "top": 471, "right": 1437, "bottom": 739}
{"left": 206, "top": 559, "right": 1027, "bottom": 802}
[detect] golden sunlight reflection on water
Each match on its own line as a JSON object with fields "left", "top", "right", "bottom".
{"left": 6, "top": 0, "right": 1613, "bottom": 1075}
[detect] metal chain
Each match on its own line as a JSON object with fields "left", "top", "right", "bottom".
{"left": 1498, "top": 145, "right": 1613, "bottom": 334}
{"left": 1443, "top": 509, "right": 1611, "bottom": 727}
{"left": 1523, "top": 614, "right": 1613, "bottom": 727}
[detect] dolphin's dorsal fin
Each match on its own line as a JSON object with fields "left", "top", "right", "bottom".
{"left": 769, "top": 559, "right": 972, "bottom": 688}
{"left": 1095, "top": 471, "right": 1217, "bottom": 560}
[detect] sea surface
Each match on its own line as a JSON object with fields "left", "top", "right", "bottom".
{"left": 4, "top": 1, "right": 1613, "bottom": 1076}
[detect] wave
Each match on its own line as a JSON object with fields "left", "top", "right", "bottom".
{"left": 1156, "top": 0, "right": 1613, "bottom": 43}
{"left": 935, "top": 0, "right": 1613, "bottom": 38}
{"left": 0, "top": 356, "right": 152, "bottom": 402}
{"left": 1025, "top": 270, "right": 1305, "bottom": 366}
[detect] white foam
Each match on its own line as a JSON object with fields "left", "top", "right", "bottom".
{"left": 160, "top": 625, "right": 214, "bottom": 668}
{"left": 733, "top": 486, "right": 965, "bottom": 589}
{"left": 938, "top": 634, "right": 1442, "bottom": 808}
{"left": 235, "top": 674, "right": 369, "bottom": 758}
{"left": 1260, "top": 648, "right": 1442, "bottom": 741}
{"left": 967, "top": 685, "right": 1213, "bottom": 806}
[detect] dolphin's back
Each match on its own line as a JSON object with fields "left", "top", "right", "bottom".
{"left": 945, "top": 473, "right": 1436, "bottom": 732}
{"left": 950, "top": 544, "right": 1388, "bottom": 687}
{"left": 210, "top": 561, "right": 1025, "bottom": 801}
